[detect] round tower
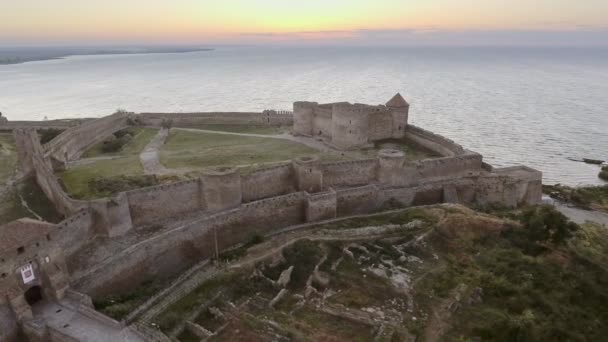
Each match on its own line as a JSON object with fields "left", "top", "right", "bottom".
{"left": 331, "top": 103, "right": 369, "bottom": 149}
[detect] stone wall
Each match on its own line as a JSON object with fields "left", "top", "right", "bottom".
{"left": 322, "top": 159, "right": 378, "bottom": 188}
{"left": 336, "top": 184, "right": 380, "bottom": 216}
{"left": 406, "top": 125, "right": 465, "bottom": 156}
{"left": 306, "top": 190, "right": 337, "bottom": 222}
{"left": 54, "top": 210, "right": 95, "bottom": 257}
{"left": 43, "top": 112, "right": 129, "bottom": 165}
{"left": 71, "top": 159, "right": 543, "bottom": 297}
{"left": 241, "top": 164, "right": 294, "bottom": 202}
{"left": 137, "top": 111, "right": 293, "bottom": 127}
{"left": 74, "top": 192, "right": 308, "bottom": 296}
{"left": 415, "top": 152, "right": 483, "bottom": 181}
{"left": 293, "top": 95, "right": 409, "bottom": 148}
{"left": 126, "top": 180, "right": 203, "bottom": 227}
{"left": 0, "top": 119, "right": 86, "bottom": 131}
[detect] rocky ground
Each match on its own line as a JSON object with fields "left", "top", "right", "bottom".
{"left": 110, "top": 204, "right": 608, "bottom": 342}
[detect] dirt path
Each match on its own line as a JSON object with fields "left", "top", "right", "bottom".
{"left": 176, "top": 127, "right": 333, "bottom": 152}
{"left": 140, "top": 128, "right": 169, "bottom": 175}
{"left": 555, "top": 203, "right": 608, "bottom": 226}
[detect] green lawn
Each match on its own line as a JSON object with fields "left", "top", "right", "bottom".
{"left": 160, "top": 129, "right": 346, "bottom": 171}
{"left": 60, "top": 128, "right": 158, "bottom": 199}
{"left": 82, "top": 128, "right": 158, "bottom": 158}
{"left": 175, "top": 124, "right": 287, "bottom": 135}
{"left": 0, "top": 133, "right": 17, "bottom": 184}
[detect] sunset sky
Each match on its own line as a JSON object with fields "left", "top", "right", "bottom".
{"left": 2, "top": 0, "right": 608, "bottom": 46}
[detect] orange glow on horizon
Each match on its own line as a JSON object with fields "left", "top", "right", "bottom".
{"left": 1, "top": 0, "right": 607, "bottom": 44}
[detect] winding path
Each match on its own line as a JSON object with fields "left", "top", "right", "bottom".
{"left": 139, "top": 128, "right": 169, "bottom": 175}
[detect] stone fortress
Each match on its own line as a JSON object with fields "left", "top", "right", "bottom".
{"left": 293, "top": 94, "right": 409, "bottom": 149}
{"left": 0, "top": 93, "right": 542, "bottom": 341}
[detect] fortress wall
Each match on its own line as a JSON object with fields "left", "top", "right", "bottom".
{"left": 44, "top": 112, "right": 129, "bottom": 162}
{"left": 322, "top": 159, "right": 378, "bottom": 188}
{"left": 241, "top": 164, "right": 295, "bottom": 202}
{"left": 16, "top": 128, "right": 85, "bottom": 216}
{"left": 75, "top": 192, "right": 308, "bottom": 296}
{"left": 262, "top": 111, "right": 294, "bottom": 126}
{"left": 306, "top": 190, "right": 337, "bottom": 222}
{"left": 406, "top": 125, "right": 465, "bottom": 156}
{"left": 415, "top": 152, "right": 483, "bottom": 181}
{"left": 54, "top": 209, "right": 95, "bottom": 257}
{"left": 0, "top": 119, "right": 83, "bottom": 131}
{"left": 293, "top": 102, "right": 316, "bottom": 136}
{"left": 331, "top": 104, "right": 370, "bottom": 149}
{"left": 368, "top": 111, "right": 394, "bottom": 141}
{"left": 311, "top": 107, "right": 332, "bottom": 137}
{"left": 335, "top": 184, "right": 380, "bottom": 216}
{"left": 209, "top": 193, "right": 307, "bottom": 251}
{"left": 126, "top": 179, "right": 202, "bottom": 227}
{"left": 72, "top": 167, "right": 543, "bottom": 296}
{"left": 138, "top": 112, "right": 293, "bottom": 127}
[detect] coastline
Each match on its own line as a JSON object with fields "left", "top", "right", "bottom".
{"left": 0, "top": 47, "right": 213, "bottom": 65}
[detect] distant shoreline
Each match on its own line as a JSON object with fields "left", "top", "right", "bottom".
{"left": 0, "top": 47, "right": 213, "bottom": 65}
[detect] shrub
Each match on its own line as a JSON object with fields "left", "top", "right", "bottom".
{"left": 518, "top": 205, "right": 579, "bottom": 245}
{"left": 39, "top": 128, "right": 63, "bottom": 144}
{"left": 100, "top": 129, "right": 133, "bottom": 153}
{"left": 600, "top": 166, "right": 608, "bottom": 181}
{"left": 88, "top": 175, "right": 157, "bottom": 196}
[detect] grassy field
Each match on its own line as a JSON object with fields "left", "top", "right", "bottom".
{"left": 82, "top": 128, "right": 158, "bottom": 158}
{"left": 60, "top": 128, "right": 158, "bottom": 199}
{"left": 175, "top": 124, "right": 287, "bottom": 135}
{"left": 160, "top": 129, "right": 346, "bottom": 171}
{"left": 0, "top": 178, "right": 62, "bottom": 224}
{"left": 0, "top": 133, "right": 17, "bottom": 184}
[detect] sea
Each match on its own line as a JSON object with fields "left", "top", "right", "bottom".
{"left": 1, "top": 46, "right": 607, "bottom": 186}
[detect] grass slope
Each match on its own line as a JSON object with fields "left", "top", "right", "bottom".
{"left": 0, "top": 133, "right": 17, "bottom": 184}
{"left": 60, "top": 128, "right": 158, "bottom": 199}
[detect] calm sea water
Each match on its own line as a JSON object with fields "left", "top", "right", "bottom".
{"left": 1, "top": 47, "right": 607, "bottom": 186}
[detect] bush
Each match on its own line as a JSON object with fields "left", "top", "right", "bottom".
{"left": 600, "top": 166, "right": 608, "bottom": 181}
{"left": 518, "top": 205, "right": 579, "bottom": 245}
{"left": 100, "top": 130, "right": 133, "bottom": 153}
{"left": 88, "top": 175, "right": 157, "bottom": 196}
{"left": 39, "top": 128, "right": 63, "bottom": 144}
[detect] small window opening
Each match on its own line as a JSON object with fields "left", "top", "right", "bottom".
{"left": 46, "top": 234, "right": 51, "bottom": 241}
{"left": 17, "top": 246, "right": 25, "bottom": 254}
{"left": 1, "top": 273, "right": 6, "bottom": 278}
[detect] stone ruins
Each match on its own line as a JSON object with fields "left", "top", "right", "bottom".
{"left": 0, "top": 94, "right": 542, "bottom": 341}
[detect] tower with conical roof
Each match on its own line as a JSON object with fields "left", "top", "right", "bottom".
{"left": 386, "top": 93, "right": 409, "bottom": 138}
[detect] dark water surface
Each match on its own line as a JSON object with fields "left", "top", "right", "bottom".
{"left": 1, "top": 47, "right": 607, "bottom": 186}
